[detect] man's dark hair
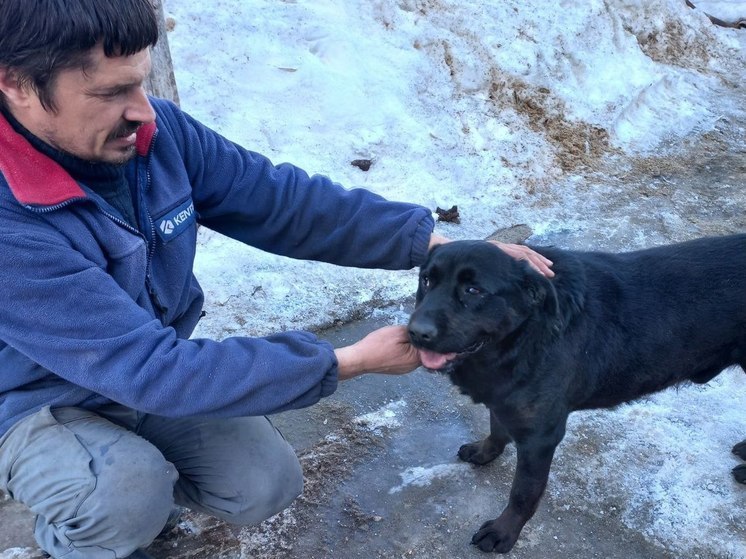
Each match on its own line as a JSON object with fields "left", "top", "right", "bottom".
{"left": 0, "top": 0, "right": 159, "bottom": 111}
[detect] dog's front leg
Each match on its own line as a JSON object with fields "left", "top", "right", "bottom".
{"left": 471, "top": 428, "right": 564, "bottom": 553}
{"left": 458, "top": 408, "right": 512, "bottom": 465}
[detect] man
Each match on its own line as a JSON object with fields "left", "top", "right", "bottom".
{"left": 0, "top": 1, "right": 552, "bottom": 557}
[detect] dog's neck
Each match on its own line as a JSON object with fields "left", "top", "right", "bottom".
{"left": 446, "top": 314, "right": 554, "bottom": 405}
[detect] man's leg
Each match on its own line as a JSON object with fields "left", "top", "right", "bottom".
{"left": 0, "top": 406, "right": 177, "bottom": 558}
{"left": 137, "top": 414, "right": 303, "bottom": 526}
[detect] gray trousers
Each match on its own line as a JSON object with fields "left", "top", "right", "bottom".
{"left": 0, "top": 405, "right": 303, "bottom": 559}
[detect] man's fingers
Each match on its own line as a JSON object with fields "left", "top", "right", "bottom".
{"left": 490, "top": 241, "right": 555, "bottom": 278}
{"left": 529, "top": 257, "right": 555, "bottom": 277}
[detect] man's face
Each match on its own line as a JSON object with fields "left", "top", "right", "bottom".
{"left": 14, "top": 45, "right": 156, "bottom": 165}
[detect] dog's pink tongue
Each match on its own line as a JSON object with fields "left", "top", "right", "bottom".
{"left": 418, "top": 349, "right": 457, "bottom": 370}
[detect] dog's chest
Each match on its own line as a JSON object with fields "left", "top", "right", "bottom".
{"left": 447, "top": 361, "right": 504, "bottom": 405}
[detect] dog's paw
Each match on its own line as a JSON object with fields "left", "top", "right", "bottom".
{"left": 471, "top": 519, "right": 519, "bottom": 553}
{"left": 733, "top": 464, "right": 746, "bottom": 484}
{"left": 458, "top": 439, "right": 504, "bottom": 465}
{"left": 732, "top": 440, "right": 746, "bottom": 461}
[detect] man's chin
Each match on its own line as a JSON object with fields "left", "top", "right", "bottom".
{"left": 41, "top": 138, "right": 137, "bottom": 166}
{"left": 98, "top": 145, "right": 137, "bottom": 166}
{"left": 100, "top": 132, "right": 139, "bottom": 164}
{"left": 110, "top": 146, "right": 137, "bottom": 165}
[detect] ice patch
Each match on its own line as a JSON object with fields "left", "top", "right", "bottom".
{"left": 354, "top": 400, "right": 407, "bottom": 432}
{"left": 389, "top": 463, "right": 474, "bottom": 494}
{"left": 0, "top": 549, "right": 45, "bottom": 559}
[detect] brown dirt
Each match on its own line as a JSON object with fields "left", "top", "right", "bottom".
{"left": 488, "top": 76, "right": 614, "bottom": 173}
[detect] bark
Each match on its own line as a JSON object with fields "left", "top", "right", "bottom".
{"left": 145, "top": 0, "right": 180, "bottom": 105}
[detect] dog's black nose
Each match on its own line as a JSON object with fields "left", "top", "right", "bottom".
{"left": 408, "top": 316, "right": 438, "bottom": 345}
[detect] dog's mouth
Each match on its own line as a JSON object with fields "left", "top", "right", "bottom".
{"left": 417, "top": 340, "right": 485, "bottom": 371}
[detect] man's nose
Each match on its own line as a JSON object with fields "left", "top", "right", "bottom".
{"left": 124, "top": 86, "right": 156, "bottom": 125}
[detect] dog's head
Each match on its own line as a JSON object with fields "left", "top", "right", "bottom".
{"left": 408, "top": 240, "right": 556, "bottom": 371}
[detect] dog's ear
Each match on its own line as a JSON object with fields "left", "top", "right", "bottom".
{"left": 521, "top": 272, "right": 546, "bottom": 305}
{"left": 415, "top": 273, "right": 426, "bottom": 304}
{"left": 522, "top": 272, "right": 560, "bottom": 319}
{"left": 521, "top": 273, "right": 546, "bottom": 307}
{"left": 541, "top": 278, "right": 561, "bottom": 321}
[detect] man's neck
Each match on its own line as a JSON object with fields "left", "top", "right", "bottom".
{"left": 1, "top": 105, "right": 124, "bottom": 183}
{"left": 1, "top": 106, "right": 139, "bottom": 226}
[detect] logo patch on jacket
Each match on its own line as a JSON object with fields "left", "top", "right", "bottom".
{"left": 155, "top": 199, "right": 196, "bottom": 241}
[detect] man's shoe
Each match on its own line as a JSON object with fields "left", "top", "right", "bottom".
{"left": 158, "top": 506, "right": 184, "bottom": 536}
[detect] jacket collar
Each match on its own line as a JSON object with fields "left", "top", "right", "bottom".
{"left": 0, "top": 111, "right": 156, "bottom": 207}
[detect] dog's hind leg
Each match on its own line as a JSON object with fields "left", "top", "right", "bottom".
{"left": 734, "top": 440, "right": 746, "bottom": 460}
{"left": 733, "top": 465, "right": 746, "bottom": 484}
{"left": 458, "top": 408, "right": 511, "bottom": 466}
{"left": 730, "top": 359, "right": 746, "bottom": 483}
{"left": 732, "top": 440, "right": 746, "bottom": 484}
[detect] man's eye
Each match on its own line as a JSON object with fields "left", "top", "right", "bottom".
{"left": 95, "top": 86, "right": 131, "bottom": 99}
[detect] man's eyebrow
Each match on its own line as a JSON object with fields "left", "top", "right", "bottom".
{"left": 86, "top": 81, "right": 141, "bottom": 95}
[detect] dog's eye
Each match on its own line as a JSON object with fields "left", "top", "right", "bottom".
{"left": 465, "top": 286, "right": 482, "bottom": 295}
{"left": 421, "top": 275, "right": 430, "bottom": 289}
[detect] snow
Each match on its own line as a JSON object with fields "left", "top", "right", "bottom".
{"left": 155, "top": 0, "right": 746, "bottom": 555}
{"left": 556, "top": 367, "right": 746, "bottom": 555}
{"left": 160, "top": 0, "right": 746, "bottom": 338}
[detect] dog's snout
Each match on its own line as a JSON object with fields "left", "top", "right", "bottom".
{"left": 408, "top": 315, "right": 438, "bottom": 346}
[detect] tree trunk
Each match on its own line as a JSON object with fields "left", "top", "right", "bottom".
{"left": 145, "top": 0, "right": 180, "bottom": 105}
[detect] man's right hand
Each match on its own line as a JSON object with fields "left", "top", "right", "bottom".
{"left": 334, "top": 325, "right": 421, "bottom": 381}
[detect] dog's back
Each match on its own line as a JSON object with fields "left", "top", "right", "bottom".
{"left": 533, "top": 233, "right": 746, "bottom": 409}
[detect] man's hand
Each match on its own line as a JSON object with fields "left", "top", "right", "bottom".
{"left": 489, "top": 241, "right": 554, "bottom": 277}
{"left": 429, "top": 233, "right": 554, "bottom": 278}
{"left": 334, "top": 325, "right": 421, "bottom": 381}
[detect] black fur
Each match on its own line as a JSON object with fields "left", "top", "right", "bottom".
{"left": 408, "top": 236, "right": 746, "bottom": 553}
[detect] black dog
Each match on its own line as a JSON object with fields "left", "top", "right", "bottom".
{"left": 407, "top": 236, "right": 746, "bottom": 553}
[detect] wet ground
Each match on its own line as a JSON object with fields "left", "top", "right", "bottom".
{"left": 3, "top": 56, "right": 746, "bottom": 559}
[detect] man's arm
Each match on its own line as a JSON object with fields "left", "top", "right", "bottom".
{"left": 0, "top": 228, "right": 340, "bottom": 418}
{"left": 154, "top": 99, "right": 434, "bottom": 271}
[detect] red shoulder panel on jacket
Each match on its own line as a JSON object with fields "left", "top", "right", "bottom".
{"left": 136, "top": 121, "right": 156, "bottom": 157}
{"left": 0, "top": 113, "right": 86, "bottom": 206}
{"left": 0, "top": 114, "right": 158, "bottom": 206}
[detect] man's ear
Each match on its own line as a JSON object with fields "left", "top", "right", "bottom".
{"left": 0, "top": 67, "right": 32, "bottom": 108}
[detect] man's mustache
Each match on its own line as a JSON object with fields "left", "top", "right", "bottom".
{"left": 108, "top": 121, "right": 142, "bottom": 141}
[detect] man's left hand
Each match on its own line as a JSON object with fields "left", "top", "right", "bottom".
{"left": 489, "top": 241, "right": 554, "bottom": 277}
{"left": 429, "top": 233, "right": 554, "bottom": 277}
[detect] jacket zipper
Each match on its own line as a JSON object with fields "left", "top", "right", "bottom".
{"left": 140, "top": 129, "right": 168, "bottom": 322}
{"left": 25, "top": 129, "right": 169, "bottom": 323}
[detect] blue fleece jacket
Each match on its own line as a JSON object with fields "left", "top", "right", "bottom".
{"left": 0, "top": 98, "right": 434, "bottom": 435}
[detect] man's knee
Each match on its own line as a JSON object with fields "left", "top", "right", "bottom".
{"left": 140, "top": 414, "right": 305, "bottom": 527}
{"left": 226, "top": 449, "right": 304, "bottom": 526}
{"left": 84, "top": 439, "right": 178, "bottom": 542}
{"left": 36, "top": 450, "right": 176, "bottom": 556}
{"left": 164, "top": 415, "right": 304, "bottom": 526}
{"left": 1, "top": 407, "right": 179, "bottom": 557}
